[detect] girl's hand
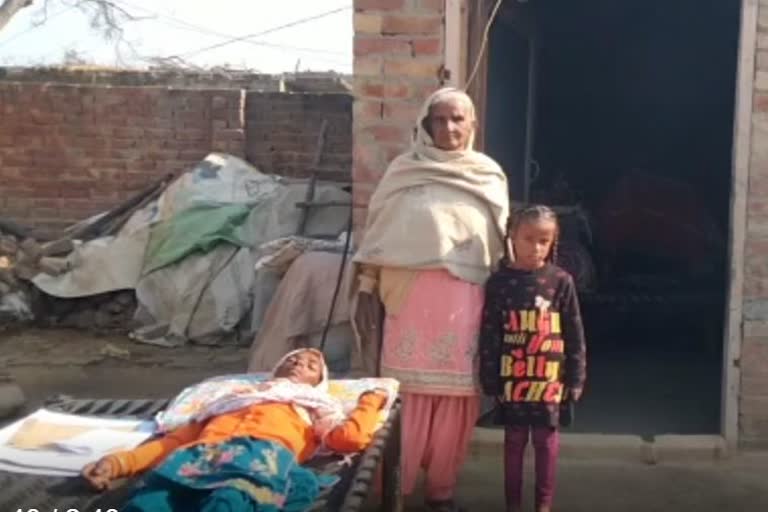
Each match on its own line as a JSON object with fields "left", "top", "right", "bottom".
{"left": 81, "top": 457, "right": 115, "bottom": 491}
{"left": 570, "top": 388, "right": 583, "bottom": 402}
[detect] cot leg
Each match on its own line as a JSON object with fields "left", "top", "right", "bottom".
{"left": 381, "top": 405, "right": 403, "bottom": 512}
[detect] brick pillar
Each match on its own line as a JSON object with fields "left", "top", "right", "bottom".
{"left": 741, "top": 1, "right": 768, "bottom": 447}
{"left": 352, "top": 0, "right": 446, "bottom": 235}
{"left": 741, "top": 0, "right": 768, "bottom": 447}
{"left": 210, "top": 90, "right": 246, "bottom": 158}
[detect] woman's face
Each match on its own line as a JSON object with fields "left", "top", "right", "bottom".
{"left": 426, "top": 98, "right": 474, "bottom": 151}
{"left": 274, "top": 350, "right": 323, "bottom": 386}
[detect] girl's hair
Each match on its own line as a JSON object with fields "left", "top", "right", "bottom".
{"left": 505, "top": 204, "right": 560, "bottom": 264}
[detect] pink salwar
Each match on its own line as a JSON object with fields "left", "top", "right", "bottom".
{"left": 401, "top": 392, "right": 481, "bottom": 500}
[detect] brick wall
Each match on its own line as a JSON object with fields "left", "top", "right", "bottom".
{"left": 0, "top": 83, "right": 244, "bottom": 233}
{"left": 0, "top": 82, "right": 352, "bottom": 234}
{"left": 245, "top": 92, "right": 352, "bottom": 182}
{"left": 741, "top": 0, "right": 768, "bottom": 448}
{"left": 352, "top": 0, "right": 446, "bottom": 233}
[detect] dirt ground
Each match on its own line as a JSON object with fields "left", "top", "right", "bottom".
{"left": 1, "top": 327, "right": 250, "bottom": 411}
{"left": 3, "top": 327, "right": 768, "bottom": 511}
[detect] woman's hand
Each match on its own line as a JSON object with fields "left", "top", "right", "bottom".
{"left": 81, "top": 457, "right": 116, "bottom": 491}
{"left": 570, "top": 388, "right": 583, "bottom": 402}
{"left": 360, "top": 388, "right": 390, "bottom": 409}
{"left": 355, "top": 291, "right": 381, "bottom": 334}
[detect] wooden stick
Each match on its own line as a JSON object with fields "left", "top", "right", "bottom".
{"left": 297, "top": 119, "right": 329, "bottom": 236}
{"left": 0, "top": 218, "right": 32, "bottom": 239}
{"left": 68, "top": 173, "right": 173, "bottom": 241}
{"left": 101, "top": 176, "right": 171, "bottom": 236}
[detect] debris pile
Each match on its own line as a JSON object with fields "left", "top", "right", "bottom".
{"left": 0, "top": 175, "right": 172, "bottom": 328}
{"left": 0, "top": 230, "right": 74, "bottom": 295}
{"left": 0, "top": 152, "right": 352, "bottom": 348}
{"left": 35, "top": 290, "right": 138, "bottom": 333}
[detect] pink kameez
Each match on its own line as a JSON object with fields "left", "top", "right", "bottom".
{"left": 380, "top": 269, "right": 483, "bottom": 500}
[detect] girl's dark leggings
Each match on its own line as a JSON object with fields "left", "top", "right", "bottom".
{"left": 504, "top": 425, "right": 560, "bottom": 510}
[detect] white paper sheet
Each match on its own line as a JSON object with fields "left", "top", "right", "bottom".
{"left": 0, "top": 409, "right": 156, "bottom": 476}
{"left": 52, "top": 428, "right": 152, "bottom": 455}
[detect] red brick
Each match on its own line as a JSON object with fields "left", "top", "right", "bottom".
{"left": 354, "top": 0, "right": 405, "bottom": 11}
{"left": 381, "top": 15, "right": 442, "bottom": 35}
{"left": 756, "top": 93, "right": 768, "bottom": 113}
{"left": 59, "top": 186, "right": 92, "bottom": 199}
{"left": 354, "top": 100, "right": 384, "bottom": 124}
{"left": 382, "top": 101, "right": 421, "bottom": 122}
{"left": 353, "top": 206, "right": 370, "bottom": 238}
{"left": 354, "top": 37, "right": 412, "bottom": 56}
{"left": 412, "top": 37, "right": 442, "bottom": 56}
{"left": 417, "top": 0, "right": 444, "bottom": 13}
{"left": 353, "top": 157, "right": 386, "bottom": 186}
{"left": 383, "top": 58, "right": 442, "bottom": 78}
{"left": 361, "top": 125, "right": 411, "bottom": 144}
{"left": 356, "top": 79, "right": 411, "bottom": 99}
{"left": 353, "top": 182, "right": 378, "bottom": 208}
{"left": 381, "top": 143, "right": 410, "bottom": 164}
{"left": 741, "top": 340, "right": 768, "bottom": 376}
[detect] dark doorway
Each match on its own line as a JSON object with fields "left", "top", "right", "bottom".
{"left": 485, "top": 0, "right": 741, "bottom": 436}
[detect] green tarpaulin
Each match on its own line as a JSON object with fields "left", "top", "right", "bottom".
{"left": 143, "top": 203, "right": 252, "bottom": 275}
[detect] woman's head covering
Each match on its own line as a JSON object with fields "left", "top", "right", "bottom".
{"left": 416, "top": 87, "right": 478, "bottom": 152}
{"left": 271, "top": 348, "right": 329, "bottom": 392}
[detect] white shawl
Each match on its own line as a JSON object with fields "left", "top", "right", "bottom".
{"left": 353, "top": 88, "right": 509, "bottom": 285}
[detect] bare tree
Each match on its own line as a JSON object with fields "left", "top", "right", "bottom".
{"left": 0, "top": 0, "right": 139, "bottom": 38}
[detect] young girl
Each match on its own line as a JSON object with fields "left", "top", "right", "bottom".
{"left": 479, "top": 205, "right": 587, "bottom": 512}
{"left": 81, "top": 348, "right": 388, "bottom": 512}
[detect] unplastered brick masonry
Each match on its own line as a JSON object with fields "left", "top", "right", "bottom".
{"left": 741, "top": 0, "right": 768, "bottom": 448}
{"left": 0, "top": 82, "right": 352, "bottom": 234}
{"left": 352, "top": 0, "right": 447, "bottom": 234}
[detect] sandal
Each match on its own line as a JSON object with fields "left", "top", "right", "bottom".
{"left": 425, "top": 499, "right": 467, "bottom": 512}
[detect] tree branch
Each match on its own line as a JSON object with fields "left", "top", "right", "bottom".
{"left": 0, "top": 0, "right": 34, "bottom": 33}
{"left": 2, "top": 0, "right": 146, "bottom": 41}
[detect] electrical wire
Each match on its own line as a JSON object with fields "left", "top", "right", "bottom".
{"left": 172, "top": 5, "right": 351, "bottom": 60}
{"left": 465, "top": 0, "right": 505, "bottom": 90}
{"left": 112, "top": 0, "right": 348, "bottom": 57}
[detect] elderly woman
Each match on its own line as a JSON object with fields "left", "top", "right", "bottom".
{"left": 352, "top": 88, "right": 509, "bottom": 511}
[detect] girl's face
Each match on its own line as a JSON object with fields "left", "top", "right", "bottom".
{"left": 511, "top": 219, "right": 557, "bottom": 271}
{"left": 274, "top": 350, "right": 323, "bottom": 386}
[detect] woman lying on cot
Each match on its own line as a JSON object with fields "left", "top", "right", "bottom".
{"left": 81, "top": 348, "right": 389, "bottom": 512}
